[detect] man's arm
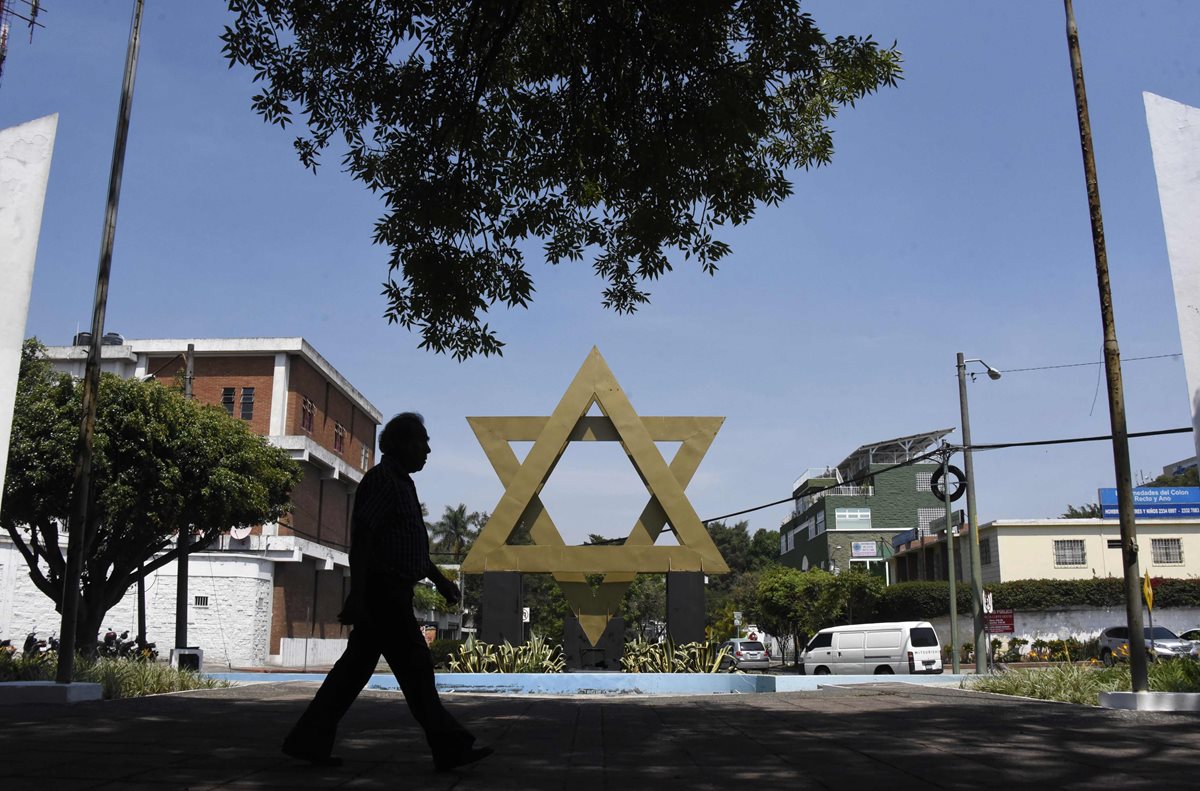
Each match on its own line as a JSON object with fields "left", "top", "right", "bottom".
{"left": 426, "top": 563, "right": 461, "bottom": 607}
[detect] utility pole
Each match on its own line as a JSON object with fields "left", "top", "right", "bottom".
{"left": 174, "top": 343, "right": 194, "bottom": 655}
{"left": 56, "top": 0, "right": 143, "bottom": 684}
{"left": 958, "top": 353, "right": 988, "bottom": 674}
{"left": 941, "top": 446, "right": 960, "bottom": 674}
{"left": 1062, "top": 0, "right": 1147, "bottom": 691}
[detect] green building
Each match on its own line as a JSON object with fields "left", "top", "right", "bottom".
{"left": 778, "top": 430, "right": 952, "bottom": 583}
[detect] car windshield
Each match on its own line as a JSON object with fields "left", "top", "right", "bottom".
{"left": 1145, "top": 627, "right": 1179, "bottom": 640}
{"left": 739, "top": 642, "right": 765, "bottom": 651}
{"left": 909, "top": 627, "right": 939, "bottom": 647}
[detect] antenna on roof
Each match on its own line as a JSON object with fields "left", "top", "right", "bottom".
{"left": 0, "top": 1, "right": 46, "bottom": 88}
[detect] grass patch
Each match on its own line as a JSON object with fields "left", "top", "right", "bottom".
{"left": 965, "top": 659, "right": 1200, "bottom": 705}
{"left": 0, "top": 652, "right": 230, "bottom": 699}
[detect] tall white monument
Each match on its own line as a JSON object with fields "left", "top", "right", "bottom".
{"left": 1145, "top": 93, "right": 1200, "bottom": 464}
{"left": 0, "top": 114, "right": 58, "bottom": 511}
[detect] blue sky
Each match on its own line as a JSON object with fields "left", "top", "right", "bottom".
{"left": 3, "top": 1, "right": 1199, "bottom": 545}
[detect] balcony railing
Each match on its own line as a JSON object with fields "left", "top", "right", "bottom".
{"left": 794, "top": 484, "right": 875, "bottom": 516}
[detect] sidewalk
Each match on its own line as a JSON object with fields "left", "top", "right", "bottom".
{"left": 2, "top": 680, "right": 1198, "bottom": 789}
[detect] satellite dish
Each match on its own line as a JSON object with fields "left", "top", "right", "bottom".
{"left": 230, "top": 526, "right": 252, "bottom": 540}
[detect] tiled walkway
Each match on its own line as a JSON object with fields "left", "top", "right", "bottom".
{"left": 3, "top": 681, "right": 1198, "bottom": 789}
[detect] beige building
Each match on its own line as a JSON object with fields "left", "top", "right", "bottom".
{"left": 890, "top": 518, "right": 1200, "bottom": 586}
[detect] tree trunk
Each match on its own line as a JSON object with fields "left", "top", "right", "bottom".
{"left": 75, "top": 595, "right": 106, "bottom": 659}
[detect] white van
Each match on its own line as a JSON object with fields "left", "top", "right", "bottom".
{"left": 801, "top": 621, "right": 943, "bottom": 676}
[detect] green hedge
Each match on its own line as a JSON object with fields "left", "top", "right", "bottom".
{"left": 877, "top": 577, "right": 1200, "bottom": 619}
{"left": 876, "top": 581, "right": 972, "bottom": 621}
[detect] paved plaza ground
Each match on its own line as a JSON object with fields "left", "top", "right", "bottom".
{"left": 2, "top": 680, "right": 1198, "bottom": 789}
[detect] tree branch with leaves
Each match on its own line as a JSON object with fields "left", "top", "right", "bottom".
{"left": 222, "top": 0, "right": 902, "bottom": 357}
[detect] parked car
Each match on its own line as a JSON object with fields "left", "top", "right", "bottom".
{"left": 1097, "top": 625, "right": 1198, "bottom": 666}
{"left": 800, "top": 621, "right": 943, "bottom": 676}
{"left": 718, "top": 638, "right": 770, "bottom": 672}
{"left": 1179, "top": 627, "right": 1200, "bottom": 650}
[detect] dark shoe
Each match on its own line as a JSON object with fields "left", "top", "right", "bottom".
{"left": 282, "top": 743, "right": 344, "bottom": 768}
{"left": 434, "top": 745, "right": 494, "bottom": 772}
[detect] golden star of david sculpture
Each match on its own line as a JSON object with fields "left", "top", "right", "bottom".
{"left": 462, "top": 347, "right": 728, "bottom": 645}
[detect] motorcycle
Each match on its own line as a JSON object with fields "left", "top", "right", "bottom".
{"left": 98, "top": 628, "right": 158, "bottom": 661}
{"left": 22, "top": 631, "right": 52, "bottom": 659}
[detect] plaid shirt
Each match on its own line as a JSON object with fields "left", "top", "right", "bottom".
{"left": 350, "top": 455, "right": 433, "bottom": 583}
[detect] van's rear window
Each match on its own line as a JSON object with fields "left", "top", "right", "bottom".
{"left": 739, "top": 642, "right": 765, "bottom": 651}
{"left": 910, "top": 628, "right": 939, "bottom": 647}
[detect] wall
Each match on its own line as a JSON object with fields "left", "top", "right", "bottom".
{"left": 929, "top": 605, "right": 1200, "bottom": 652}
{"left": 269, "top": 559, "right": 350, "bottom": 655}
{"left": 0, "top": 540, "right": 274, "bottom": 668}
{"left": 989, "top": 520, "right": 1200, "bottom": 582}
{"left": 147, "top": 354, "right": 276, "bottom": 436}
{"left": 286, "top": 356, "right": 375, "bottom": 473}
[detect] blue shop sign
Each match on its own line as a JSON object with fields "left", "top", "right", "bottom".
{"left": 1097, "top": 487, "right": 1200, "bottom": 518}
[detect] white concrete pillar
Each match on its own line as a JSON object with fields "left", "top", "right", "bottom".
{"left": 0, "top": 114, "right": 59, "bottom": 513}
{"left": 269, "top": 352, "right": 290, "bottom": 435}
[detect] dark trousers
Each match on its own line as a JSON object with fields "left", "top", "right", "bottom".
{"left": 284, "top": 581, "right": 472, "bottom": 759}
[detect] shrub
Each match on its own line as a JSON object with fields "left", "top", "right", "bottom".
{"left": 620, "top": 638, "right": 729, "bottom": 673}
{"left": 876, "top": 582, "right": 971, "bottom": 621}
{"left": 966, "top": 657, "right": 1200, "bottom": 705}
{"left": 0, "top": 652, "right": 229, "bottom": 698}
{"left": 446, "top": 635, "right": 565, "bottom": 673}
{"left": 429, "top": 639, "right": 463, "bottom": 670}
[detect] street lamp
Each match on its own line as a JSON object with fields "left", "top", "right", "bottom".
{"left": 958, "top": 353, "right": 1000, "bottom": 674}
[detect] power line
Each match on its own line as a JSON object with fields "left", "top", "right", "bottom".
{"left": 999, "top": 352, "right": 1181, "bottom": 374}
{"left": 702, "top": 426, "right": 1195, "bottom": 525}
{"left": 703, "top": 448, "right": 944, "bottom": 524}
{"left": 967, "top": 426, "right": 1192, "bottom": 451}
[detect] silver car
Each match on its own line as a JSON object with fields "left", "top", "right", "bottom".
{"left": 718, "top": 638, "right": 771, "bottom": 672}
{"left": 1097, "top": 625, "right": 1198, "bottom": 666}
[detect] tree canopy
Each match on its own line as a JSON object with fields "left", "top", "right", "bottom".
{"left": 429, "top": 503, "right": 487, "bottom": 561}
{"left": 1, "top": 340, "right": 302, "bottom": 653}
{"left": 755, "top": 565, "right": 839, "bottom": 664}
{"left": 222, "top": 1, "right": 902, "bottom": 357}
{"left": 1060, "top": 503, "right": 1102, "bottom": 518}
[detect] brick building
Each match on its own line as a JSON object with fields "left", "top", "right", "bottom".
{"left": 0, "top": 336, "right": 382, "bottom": 667}
{"left": 777, "top": 430, "right": 952, "bottom": 583}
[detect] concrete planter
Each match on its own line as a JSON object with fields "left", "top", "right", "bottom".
{"left": 1099, "top": 690, "right": 1200, "bottom": 712}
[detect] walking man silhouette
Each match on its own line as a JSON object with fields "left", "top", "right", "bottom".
{"left": 283, "top": 412, "right": 492, "bottom": 772}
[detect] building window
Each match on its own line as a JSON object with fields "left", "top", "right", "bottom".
{"left": 333, "top": 422, "right": 346, "bottom": 454}
{"left": 815, "top": 511, "right": 825, "bottom": 535}
{"left": 221, "top": 387, "right": 235, "bottom": 416}
{"left": 1151, "top": 538, "right": 1183, "bottom": 565}
{"left": 240, "top": 387, "right": 255, "bottom": 421}
{"left": 360, "top": 445, "right": 370, "bottom": 470}
{"left": 801, "top": 517, "right": 815, "bottom": 540}
{"left": 1053, "top": 539, "right": 1086, "bottom": 567}
{"left": 834, "top": 508, "right": 871, "bottom": 530}
{"left": 301, "top": 397, "right": 315, "bottom": 433}
{"left": 193, "top": 596, "right": 209, "bottom": 607}
{"left": 917, "top": 507, "right": 943, "bottom": 536}
{"left": 915, "top": 471, "right": 933, "bottom": 492}
{"left": 980, "top": 537, "right": 992, "bottom": 565}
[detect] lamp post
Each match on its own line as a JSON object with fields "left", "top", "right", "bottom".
{"left": 958, "top": 354, "right": 1000, "bottom": 674}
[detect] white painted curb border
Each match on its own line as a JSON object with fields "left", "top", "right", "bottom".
{"left": 1099, "top": 690, "right": 1200, "bottom": 712}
